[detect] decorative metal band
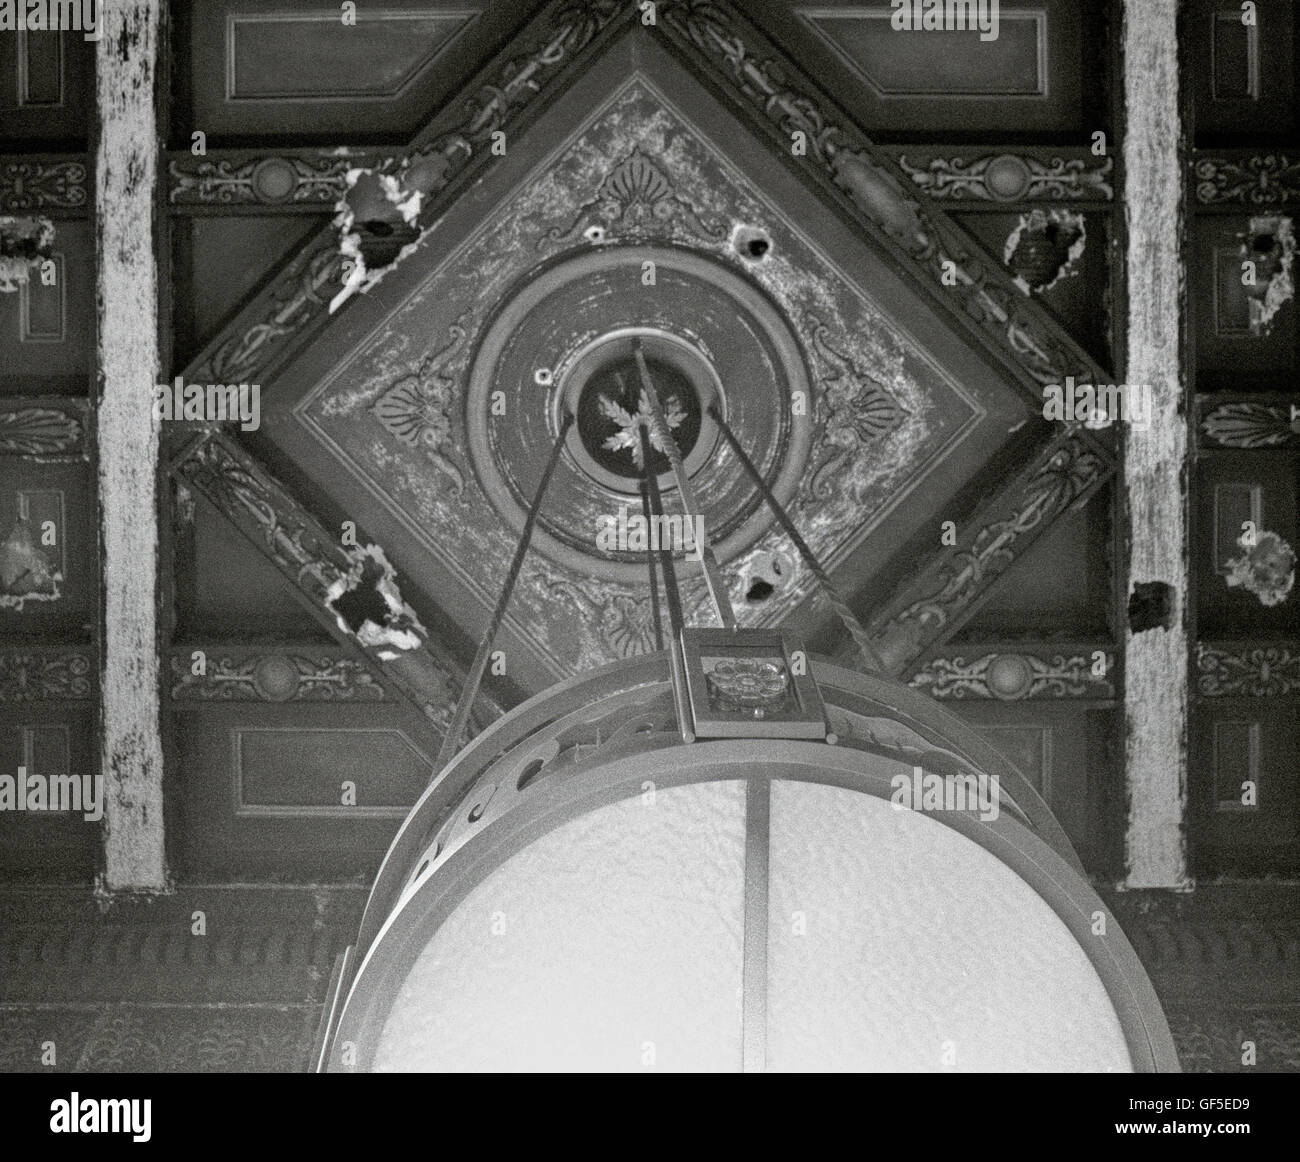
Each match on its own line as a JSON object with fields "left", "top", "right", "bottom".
{"left": 1200, "top": 398, "right": 1300, "bottom": 449}
{"left": 0, "top": 650, "right": 94, "bottom": 701}
{"left": 1194, "top": 154, "right": 1300, "bottom": 207}
{"left": 0, "top": 400, "right": 87, "bottom": 458}
{"left": 868, "top": 431, "right": 1110, "bottom": 672}
{"left": 183, "top": 0, "right": 629, "bottom": 388}
{"left": 1196, "top": 642, "right": 1300, "bottom": 697}
{"left": 895, "top": 150, "right": 1113, "bottom": 204}
{"left": 167, "top": 149, "right": 398, "bottom": 209}
{"left": 169, "top": 651, "right": 386, "bottom": 702}
{"left": 0, "top": 157, "right": 89, "bottom": 214}
{"left": 658, "top": 0, "right": 1114, "bottom": 406}
{"left": 909, "top": 649, "right": 1116, "bottom": 701}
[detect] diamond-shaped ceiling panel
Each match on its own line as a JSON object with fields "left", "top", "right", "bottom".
{"left": 259, "top": 28, "right": 1031, "bottom": 694}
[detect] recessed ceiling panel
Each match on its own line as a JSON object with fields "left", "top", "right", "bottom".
{"left": 225, "top": 11, "right": 474, "bottom": 100}
{"left": 186, "top": 0, "right": 531, "bottom": 139}
{"left": 259, "top": 31, "right": 1031, "bottom": 691}
{"left": 800, "top": 6, "right": 1047, "bottom": 97}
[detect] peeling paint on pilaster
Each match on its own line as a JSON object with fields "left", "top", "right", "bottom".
{"left": 1122, "top": 0, "right": 1191, "bottom": 890}
{"left": 97, "top": 0, "right": 166, "bottom": 892}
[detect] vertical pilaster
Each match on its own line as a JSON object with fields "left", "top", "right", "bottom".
{"left": 96, "top": 0, "right": 166, "bottom": 891}
{"left": 1122, "top": 0, "right": 1190, "bottom": 889}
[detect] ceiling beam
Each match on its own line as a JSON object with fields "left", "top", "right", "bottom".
{"left": 159, "top": 141, "right": 1114, "bottom": 215}
{"left": 96, "top": 0, "right": 166, "bottom": 893}
{"left": 1121, "top": 0, "right": 1190, "bottom": 890}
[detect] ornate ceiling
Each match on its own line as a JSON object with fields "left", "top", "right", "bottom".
{"left": 0, "top": 0, "right": 1297, "bottom": 1077}
{"left": 258, "top": 58, "right": 1033, "bottom": 686}
{"left": 176, "top": 3, "right": 1109, "bottom": 702}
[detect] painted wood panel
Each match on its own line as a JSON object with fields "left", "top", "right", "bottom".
{"left": 749, "top": 0, "right": 1093, "bottom": 134}
{"left": 185, "top": 0, "right": 530, "bottom": 139}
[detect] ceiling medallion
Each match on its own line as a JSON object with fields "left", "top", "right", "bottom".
{"left": 560, "top": 328, "right": 720, "bottom": 492}
{"left": 465, "top": 244, "right": 813, "bottom": 584}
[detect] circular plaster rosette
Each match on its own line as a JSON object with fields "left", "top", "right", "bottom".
{"left": 466, "top": 245, "right": 813, "bottom": 584}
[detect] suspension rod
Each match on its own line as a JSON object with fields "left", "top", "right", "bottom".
{"left": 640, "top": 422, "right": 685, "bottom": 636}
{"left": 432, "top": 411, "right": 575, "bottom": 775}
{"left": 709, "top": 403, "right": 884, "bottom": 672}
{"left": 634, "top": 342, "right": 736, "bottom": 630}
{"left": 639, "top": 475, "right": 665, "bottom": 652}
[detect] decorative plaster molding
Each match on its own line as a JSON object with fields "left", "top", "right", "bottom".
{"left": 194, "top": 234, "right": 343, "bottom": 386}
{"left": 371, "top": 317, "right": 469, "bottom": 496}
{"left": 1195, "top": 154, "right": 1300, "bottom": 207}
{"left": 184, "top": 0, "right": 629, "bottom": 388}
{"left": 0, "top": 158, "right": 88, "bottom": 214}
{"left": 869, "top": 432, "right": 1108, "bottom": 671}
{"left": 0, "top": 401, "right": 87, "bottom": 458}
{"left": 175, "top": 435, "right": 347, "bottom": 607}
{"left": 172, "top": 434, "right": 487, "bottom": 731}
{"left": 168, "top": 151, "right": 394, "bottom": 208}
{"left": 808, "top": 320, "right": 908, "bottom": 501}
{"left": 0, "top": 650, "right": 94, "bottom": 701}
{"left": 546, "top": 145, "right": 727, "bottom": 245}
{"left": 1196, "top": 642, "right": 1300, "bottom": 697}
{"left": 1200, "top": 400, "right": 1300, "bottom": 449}
{"left": 659, "top": 0, "right": 1111, "bottom": 399}
{"left": 1164, "top": 1010, "right": 1300, "bottom": 1073}
{"left": 909, "top": 649, "right": 1115, "bottom": 700}
{"left": 897, "top": 152, "right": 1113, "bottom": 203}
{"left": 547, "top": 579, "right": 660, "bottom": 660}
{"left": 170, "top": 652, "right": 385, "bottom": 702}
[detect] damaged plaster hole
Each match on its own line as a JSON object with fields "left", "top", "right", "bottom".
{"left": 733, "top": 225, "right": 772, "bottom": 262}
{"left": 1226, "top": 527, "right": 1296, "bottom": 607}
{"left": 534, "top": 368, "right": 554, "bottom": 387}
{"left": 1240, "top": 215, "right": 1295, "bottom": 336}
{"left": 1127, "top": 581, "right": 1175, "bottom": 634}
{"left": 330, "top": 559, "right": 392, "bottom": 633}
{"left": 0, "top": 215, "right": 55, "bottom": 293}
{"left": 0, "top": 494, "right": 62, "bottom": 611}
{"left": 583, "top": 225, "right": 608, "bottom": 244}
{"left": 324, "top": 544, "right": 427, "bottom": 660}
{"left": 744, "top": 552, "right": 788, "bottom": 604}
{"left": 330, "top": 169, "right": 424, "bottom": 314}
{"left": 1004, "top": 209, "right": 1085, "bottom": 294}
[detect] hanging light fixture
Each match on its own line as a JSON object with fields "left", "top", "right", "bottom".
{"left": 312, "top": 340, "right": 1178, "bottom": 1074}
